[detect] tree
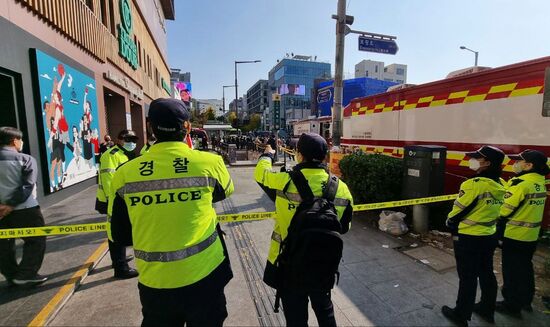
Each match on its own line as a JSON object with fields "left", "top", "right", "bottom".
{"left": 205, "top": 107, "right": 216, "bottom": 121}
{"left": 242, "top": 113, "right": 261, "bottom": 132}
{"left": 228, "top": 111, "right": 237, "bottom": 127}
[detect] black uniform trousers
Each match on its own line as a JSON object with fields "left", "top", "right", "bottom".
{"left": 453, "top": 234, "right": 497, "bottom": 320}
{"left": 0, "top": 206, "right": 46, "bottom": 280}
{"left": 138, "top": 260, "right": 232, "bottom": 327}
{"left": 501, "top": 237, "right": 537, "bottom": 311}
{"left": 108, "top": 240, "right": 129, "bottom": 271}
{"left": 281, "top": 289, "right": 337, "bottom": 327}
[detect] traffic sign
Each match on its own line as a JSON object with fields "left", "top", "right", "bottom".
{"left": 358, "top": 36, "right": 398, "bottom": 55}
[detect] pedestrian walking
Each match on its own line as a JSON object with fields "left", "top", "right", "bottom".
{"left": 496, "top": 149, "right": 549, "bottom": 318}
{"left": 0, "top": 127, "right": 48, "bottom": 286}
{"left": 109, "top": 98, "right": 234, "bottom": 327}
{"left": 95, "top": 129, "right": 139, "bottom": 279}
{"left": 254, "top": 133, "right": 354, "bottom": 327}
{"left": 443, "top": 146, "right": 506, "bottom": 326}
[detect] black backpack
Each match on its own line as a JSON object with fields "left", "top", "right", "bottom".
{"left": 274, "top": 170, "right": 343, "bottom": 312}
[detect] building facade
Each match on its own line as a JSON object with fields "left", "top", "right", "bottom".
{"left": 354, "top": 60, "right": 407, "bottom": 84}
{"left": 246, "top": 79, "right": 268, "bottom": 114}
{"left": 0, "top": 0, "right": 175, "bottom": 207}
{"left": 196, "top": 99, "right": 223, "bottom": 116}
{"left": 268, "top": 56, "right": 331, "bottom": 131}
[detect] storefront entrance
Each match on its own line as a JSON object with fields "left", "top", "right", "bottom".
{"left": 0, "top": 67, "right": 28, "bottom": 147}
{"left": 103, "top": 87, "right": 126, "bottom": 138}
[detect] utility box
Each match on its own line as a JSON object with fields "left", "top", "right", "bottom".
{"left": 402, "top": 145, "right": 447, "bottom": 199}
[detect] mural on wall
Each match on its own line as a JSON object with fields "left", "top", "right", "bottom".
{"left": 32, "top": 49, "right": 99, "bottom": 193}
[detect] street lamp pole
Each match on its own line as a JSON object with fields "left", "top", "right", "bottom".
{"left": 459, "top": 46, "right": 479, "bottom": 67}
{"left": 234, "top": 60, "right": 261, "bottom": 126}
{"left": 222, "top": 85, "right": 235, "bottom": 115}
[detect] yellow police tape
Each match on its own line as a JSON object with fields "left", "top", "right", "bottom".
{"left": 0, "top": 194, "right": 459, "bottom": 239}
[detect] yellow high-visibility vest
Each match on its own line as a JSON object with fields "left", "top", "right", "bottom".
{"left": 109, "top": 142, "right": 234, "bottom": 288}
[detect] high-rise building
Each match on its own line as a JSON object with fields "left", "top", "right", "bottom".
{"left": 354, "top": 60, "right": 407, "bottom": 84}
{"left": 246, "top": 79, "right": 269, "bottom": 115}
{"left": 170, "top": 68, "right": 191, "bottom": 83}
{"left": 268, "top": 55, "right": 331, "bottom": 131}
{"left": 0, "top": 0, "right": 175, "bottom": 204}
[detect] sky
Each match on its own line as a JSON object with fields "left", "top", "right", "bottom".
{"left": 166, "top": 0, "right": 550, "bottom": 100}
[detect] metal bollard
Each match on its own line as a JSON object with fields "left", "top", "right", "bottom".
{"left": 412, "top": 204, "right": 429, "bottom": 234}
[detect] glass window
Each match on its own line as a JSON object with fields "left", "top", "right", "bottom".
{"left": 396, "top": 68, "right": 405, "bottom": 75}
{"left": 274, "top": 67, "right": 285, "bottom": 81}
{"left": 375, "top": 66, "right": 378, "bottom": 73}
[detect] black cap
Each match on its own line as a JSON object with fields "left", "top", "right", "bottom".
{"left": 466, "top": 146, "right": 505, "bottom": 166}
{"left": 508, "top": 149, "right": 550, "bottom": 175}
{"left": 148, "top": 98, "right": 190, "bottom": 132}
{"left": 117, "top": 129, "right": 139, "bottom": 142}
{"left": 297, "top": 133, "right": 328, "bottom": 161}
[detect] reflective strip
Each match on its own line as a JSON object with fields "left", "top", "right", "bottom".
{"left": 524, "top": 193, "right": 547, "bottom": 200}
{"left": 453, "top": 200, "right": 466, "bottom": 210}
{"left": 507, "top": 220, "right": 541, "bottom": 228}
{"left": 224, "top": 179, "right": 233, "bottom": 192}
{"left": 271, "top": 231, "right": 282, "bottom": 243}
{"left": 461, "top": 219, "right": 497, "bottom": 227}
{"left": 134, "top": 230, "right": 218, "bottom": 262}
{"left": 477, "top": 192, "right": 495, "bottom": 200}
{"left": 277, "top": 190, "right": 301, "bottom": 202}
{"left": 502, "top": 203, "right": 516, "bottom": 211}
{"left": 100, "top": 168, "right": 116, "bottom": 174}
{"left": 118, "top": 177, "right": 218, "bottom": 196}
{"left": 275, "top": 191, "right": 350, "bottom": 206}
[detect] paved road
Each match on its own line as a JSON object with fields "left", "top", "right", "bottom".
{"left": 3, "top": 166, "right": 548, "bottom": 326}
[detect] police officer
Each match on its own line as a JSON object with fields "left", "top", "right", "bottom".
{"left": 109, "top": 98, "right": 234, "bottom": 327}
{"left": 95, "top": 129, "right": 139, "bottom": 279}
{"left": 496, "top": 150, "right": 549, "bottom": 318}
{"left": 254, "top": 133, "right": 353, "bottom": 327}
{"left": 140, "top": 134, "right": 156, "bottom": 155}
{"left": 442, "top": 146, "right": 506, "bottom": 326}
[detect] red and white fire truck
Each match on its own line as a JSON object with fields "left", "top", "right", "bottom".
{"left": 338, "top": 56, "right": 550, "bottom": 228}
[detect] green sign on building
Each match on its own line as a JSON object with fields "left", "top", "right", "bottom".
{"left": 161, "top": 78, "right": 172, "bottom": 96}
{"left": 118, "top": 0, "right": 138, "bottom": 70}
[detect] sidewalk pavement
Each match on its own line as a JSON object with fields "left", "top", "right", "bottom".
{"left": 0, "top": 186, "right": 107, "bottom": 327}
{"left": 3, "top": 167, "right": 549, "bottom": 326}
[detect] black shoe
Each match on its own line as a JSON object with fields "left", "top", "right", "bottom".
{"left": 114, "top": 268, "right": 138, "bottom": 279}
{"left": 495, "top": 301, "right": 522, "bottom": 319}
{"left": 441, "top": 306, "right": 468, "bottom": 327}
{"left": 473, "top": 302, "right": 495, "bottom": 324}
{"left": 12, "top": 274, "right": 48, "bottom": 286}
{"left": 522, "top": 304, "right": 533, "bottom": 312}
{"left": 111, "top": 255, "right": 134, "bottom": 268}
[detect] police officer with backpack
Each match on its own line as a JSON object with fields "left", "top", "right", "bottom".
{"left": 254, "top": 132, "right": 354, "bottom": 327}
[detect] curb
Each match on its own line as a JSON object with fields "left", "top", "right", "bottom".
{"left": 28, "top": 241, "right": 109, "bottom": 327}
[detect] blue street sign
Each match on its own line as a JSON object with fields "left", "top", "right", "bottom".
{"left": 358, "top": 36, "right": 398, "bottom": 55}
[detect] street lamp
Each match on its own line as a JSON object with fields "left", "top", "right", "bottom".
{"left": 234, "top": 60, "right": 261, "bottom": 125}
{"left": 459, "top": 46, "right": 479, "bottom": 67}
{"left": 222, "top": 85, "right": 235, "bottom": 115}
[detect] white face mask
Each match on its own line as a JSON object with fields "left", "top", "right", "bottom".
{"left": 513, "top": 161, "right": 524, "bottom": 174}
{"left": 123, "top": 142, "right": 137, "bottom": 152}
{"left": 468, "top": 158, "right": 481, "bottom": 171}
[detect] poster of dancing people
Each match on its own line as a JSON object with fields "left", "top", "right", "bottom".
{"left": 32, "top": 49, "right": 99, "bottom": 193}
